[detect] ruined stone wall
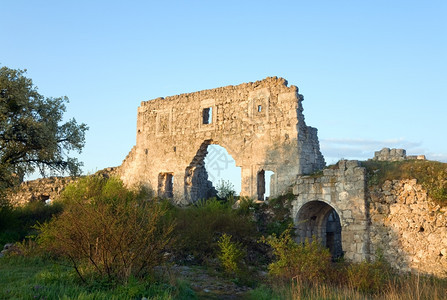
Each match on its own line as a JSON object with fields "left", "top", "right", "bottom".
{"left": 6, "top": 168, "right": 118, "bottom": 206}
{"left": 292, "top": 158, "right": 447, "bottom": 276}
{"left": 292, "top": 160, "right": 369, "bottom": 262}
{"left": 119, "top": 77, "right": 325, "bottom": 204}
{"left": 372, "top": 147, "right": 426, "bottom": 161}
{"left": 6, "top": 177, "right": 77, "bottom": 206}
{"left": 369, "top": 179, "right": 447, "bottom": 277}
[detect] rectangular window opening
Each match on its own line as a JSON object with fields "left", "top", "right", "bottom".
{"left": 158, "top": 173, "right": 174, "bottom": 199}
{"left": 202, "top": 107, "right": 212, "bottom": 124}
{"left": 257, "top": 105, "right": 262, "bottom": 112}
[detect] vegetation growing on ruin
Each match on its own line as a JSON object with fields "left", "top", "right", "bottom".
{"left": 362, "top": 160, "right": 447, "bottom": 206}
{"left": 1, "top": 176, "right": 447, "bottom": 298}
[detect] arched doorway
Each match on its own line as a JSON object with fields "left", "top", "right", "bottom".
{"left": 296, "top": 200, "right": 343, "bottom": 259}
{"left": 184, "top": 140, "right": 241, "bottom": 203}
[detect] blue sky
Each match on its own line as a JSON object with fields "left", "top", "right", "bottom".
{"left": 1, "top": 1, "right": 446, "bottom": 187}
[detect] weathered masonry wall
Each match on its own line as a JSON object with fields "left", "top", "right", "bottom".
{"left": 292, "top": 160, "right": 369, "bottom": 262}
{"left": 369, "top": 179, "right": 447, "bottom": 277}
{"left": 372, "top": 147, "right": 426, "bottom": 161}
{"left": 6, "top": 168, "right": 118, "bottom": 206}
{"left": 292, "top": 160, "right": 447, "bottom": 277}
{"left": 6, "top": 177, "right": 76, "bottom": 206}
{"left": 119, "top": 77, "right": 325, "bottom": 204}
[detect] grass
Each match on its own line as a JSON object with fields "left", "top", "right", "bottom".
{"left": 248, "top": 275, "right": 447, "bottom": 300}
{"left": 361, "top": 160, "right": 447, "bottom": 206}
{"left": 0, "top": 256, "right": 194, "bottom": 299}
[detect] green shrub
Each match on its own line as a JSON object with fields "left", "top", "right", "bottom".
{"left": 261, "top": 226, "right": 331, "bottom": 284}
{"left": 215, "top": 179, "right": 236, "bottom": 200}
{"left": 171, "top": 198, "right": 257, "bottom": 263}
{"left": 37, "top": 176, "right": 174, "bottom": 283}
{"left": 0, "top": 200, "right": 63, "bottom": 245}
{"left": 347, "top": 250, "right": 393, "bottom": 293}
{"left": 262, "top": 193, "right": 295, "bottom": 237}
{"left": 217, "top": 233, "right": 245, "bottom": 275}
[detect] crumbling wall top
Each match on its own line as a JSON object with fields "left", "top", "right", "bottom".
{"left": 140, "top": 76, "right": 296, "bottom": 107}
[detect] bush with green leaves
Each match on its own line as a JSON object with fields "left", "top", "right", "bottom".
{"left": 347, "top": 249, "right": 393, "bottom": 293}
{"left": 172, "top": 198, "right": 257, "bottom": 263}
{"left": 215, "top": 179, "right": 236, "bottom": 200}
{"left": 217, "top": 233, "right": 245, "bottom": 275}
{"left": 37, "top": 176, "right": 174, "bottom": 283}
{"left": 261, "top": 226, "right": 331, "bottom": 284}
{"left": 0, "top": 200, "right": 63, "bottom": 245}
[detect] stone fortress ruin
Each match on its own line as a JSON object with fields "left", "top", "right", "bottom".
{"left": 119, "top": 77, "right": 325, "bottom": 204}
{"left": 7, "top": 77, "right": 447, "bottom": 277}
{"left": 117, "top": 77, "right": 446, "bottom": 276}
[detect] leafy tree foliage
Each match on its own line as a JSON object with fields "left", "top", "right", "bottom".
{"left": 0, "top": 66, "right": 88, "bottom": 189}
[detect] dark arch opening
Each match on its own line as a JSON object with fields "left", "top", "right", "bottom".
{"left": 296, "top": 200, "right": 343, "bottom": 259}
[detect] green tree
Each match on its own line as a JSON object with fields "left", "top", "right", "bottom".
{"left": 0, "top": 66, "right": 88, "bottom": 190}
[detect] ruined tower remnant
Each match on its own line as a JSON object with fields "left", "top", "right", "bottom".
{"left": 119, "top": 77, "right": 325, "bottom": 204}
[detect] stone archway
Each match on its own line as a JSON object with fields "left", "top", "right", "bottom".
{"left": 184, "top": 139, "right": 242, "bottom": 203}
{"left": 296, "top": 200, "right": 343, "bottom": 259}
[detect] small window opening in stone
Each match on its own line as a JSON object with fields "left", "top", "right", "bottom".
{"left": 257, "top": 105, "right": 262, "bottom": 112}
{"left": 145, "top": 149, "right": 148, "bottom": 155}
{"left": 419, "top": 226, "right": 425, "bottom": 232}
{"left": 202, "top": 107, "right": 212, "bottom": 124}
{"left": 257, "top": 170, "right": 265, "bottom": 200}
{"left": 173, "top": 146, "right": 176, "bottom": 152}
{"left": 158, "top": 173, "right": 174, "bottom": 199}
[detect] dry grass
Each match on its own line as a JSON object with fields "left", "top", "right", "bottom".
{"left": 286, "top": 273, "right": 447, "bottom": 300}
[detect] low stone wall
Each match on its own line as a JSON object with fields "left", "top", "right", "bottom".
{"left": 6, "top": 168, "right": 119, "bottom": 206}
{"left": 6, "top": 177, "right": 77, "bottom": 206}
{"left": 368, "top": 179, "right": 447, "bottom": 277}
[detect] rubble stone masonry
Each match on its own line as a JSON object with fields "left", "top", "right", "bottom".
{"left": 119, "top": 77, "right": 325, "bottom": 204}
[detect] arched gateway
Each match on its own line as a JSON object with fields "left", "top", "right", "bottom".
{"left": 119, "top": 77, "right": 325, "bottom": 204}
{"left": 296, "top": 200, "right": 343, "bottom": 259}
